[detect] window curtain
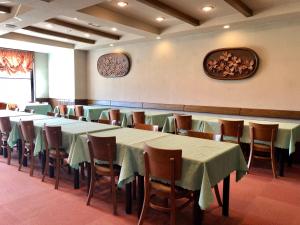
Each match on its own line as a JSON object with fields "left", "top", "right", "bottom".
{"left": 0, "top": 48, "right": 34, "bottom": 75}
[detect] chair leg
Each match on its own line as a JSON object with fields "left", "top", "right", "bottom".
{"left": 213, "top": 184, "right": 223, "bottom": 207}
{"left": 87, "top": 175, "right": 95, "bottom": 205}
{"left": 18, "top": 145, "right": 25, "bottom": 171}
{"left": 55, "top": 157, "right": 61, "bottom": 189}
{"left": 132, "top": 177, "right": 136, "bottom": 200}
{"left": 170, "top": 197, "right": 176, "bottom": 225}
{"left": 7, "top": 146, "right": 11, "bottom": 165}
{"left": 30, "top": 148, "right": 34, "bottom": 176}
{"left": 42, "top": 154, "right": 50, "bottom": 182}
{"left": 80, "top": 163, "right": 85, "bottom": 180}
{"left": 247, "top": 147, "right": 254, "bottom": 172}
{"left": 271, "top": 151, "right": 277, "bottom": 178}
{"left": 111, "top": 175, "right": 117, "bottom": 215}
{"left": 137, "top": 188, "right": 150, "bottom": 225}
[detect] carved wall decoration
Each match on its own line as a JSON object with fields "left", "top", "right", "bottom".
{"left": 97, "top": 53, "right": 130, "bottom": 78}
{"left": 203, "top": 48, "right": 259, "bottom": 80}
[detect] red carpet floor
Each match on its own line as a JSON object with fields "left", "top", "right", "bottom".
{"left": 0, "top": 156, "right": 300, "bottom": 225}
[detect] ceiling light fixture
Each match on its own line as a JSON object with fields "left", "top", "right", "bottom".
{"left": 109, "top": 43, "right": 114, "bottom": 47}
{"left": 156, "top": 17, "right": 165, "bottom": 22}
{"left": 73, "top": 17, "right": 78, "bottom": 21}
{"left": 84, "top": 33, "right": 90, "bottom": 37}
{"left": 46, "top": 24, "right": 53, "bottom": 29}
{"left": 0, "top": 11, "right": 6, "bottom": 14}
{"left": 223, "top": 25, "right": 230, "bottom": 29}
{"left": 202, "top": 5, "right": 214, "bottom": 12}
{"left": 156, "top": 36, "right": 161, "bottom": 40}
{"left": 117, "top": 1, "right": 128, "bottom": 7}
{"left": 111, "top": 27, "right": 117, "bottom": 32}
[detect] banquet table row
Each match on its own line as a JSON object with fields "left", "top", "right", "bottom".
{"left": 1, "top": 109, "right": 248, "bottom": 222}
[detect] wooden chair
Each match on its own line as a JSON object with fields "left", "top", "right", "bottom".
{"left": 7, "top": 103, "right": 18, "bottom": 111}
{"left": 98, "top": 119, "right": 111, "bottom": 124}
{"left": 134, "top": 123, "right": 159, "bottom": 131}
{"left": 174, "top": 114, "right": 192, "bottom": 135}
{"left": 0, "top": 117, "right": 12, "bottom": 164}
{"left": 132, "top": 111, "right": 145, "bottom": 127}
{"left": 248, "top": 123, "right": 279, "bottom": 178}
{"left": 219, "top": 119, "right": 244, "bottom": 144}
{"left": 18, "top": 120, "right": 36, "bottom": 176}
{"left": 186, "top": 130, "right": 222, "bottom": 207}
{"left": 87, "top": 135, "right": 120, "bottom": 215}
{"left": 75, "top": 105, "right": 84, "bottom": 117}
{"left": 0, "top": 102, "right": 7, "bottom": 110}
{"left": 42, "top": 125, "right": 68, "bottom": 189}
{"left": 138, "top": 145, "right": 193, "bottom": 225}
{"left": 24, "top": 109, "right": 35, "bottom": 113}
{"left": 109, "top": 109, "right": 121, "bottom": 126}
{"left": 47, "top": 112, "right": 55, "bottom": 117}
{"left": 68, "top": 115, "right": 79, "bottom": 120}
{"left": 59, "top": 104, "right": 68, "bottom": 116}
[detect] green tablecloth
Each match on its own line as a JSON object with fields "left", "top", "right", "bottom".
{"left": 162, "top": 116, "right": 205, "bottom": 133}
{"left": 202, "top": 118, "right": 300, "bottom": 155}
{"left": 99, "top": 108, "right": 173, "bottom": 128}
{"left": 54, "top": 105, "right": 110, "bottom": 121}
{"left": 75, "top": 128, "right": 247, "bottom": 209}
{"left": 24, "top": 104, "right": 52, "bottom": 115}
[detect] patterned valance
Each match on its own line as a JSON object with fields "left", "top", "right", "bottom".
{"left": 0, "top": 48, "right": 34, "bottom": 75}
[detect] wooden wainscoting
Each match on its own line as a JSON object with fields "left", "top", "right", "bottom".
{"left": 143, "top": 102, "right": 184, "bottom": 111}
{"left": 184, "top": 105, "right": 240, "bottom": 115}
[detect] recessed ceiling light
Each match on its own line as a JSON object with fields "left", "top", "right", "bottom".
{"left": 45, "top": 24, "right": 53, "bottom": 29}
{"left": 202, "top": 5, "right": 214, "bottom": 12}
{"left": 84, "top": 33, "right": 90, "bottom": 37}
{"left": 117, "top": 1, "right": 128, "bottom": 7}
{"left": 111, "top": 27, "right": 117, "bottom": 32}
{"left": 73, "top": 17, "right": 78, "bottom": 21}
{"left": 109, "top": 43, "right": 114, "bottom": 47}
{"left": 0, "top": 11, "right": 7, "bottom": 14}
{"left": 156, "top": 17, "right": 165, "bottom": 22}
{"left": 223, "top": 25, "right": 230, "bottom": 29}
{"left": 156, "top": 36, "right": 161, "bottom": 40}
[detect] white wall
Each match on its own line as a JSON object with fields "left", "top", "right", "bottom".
{"left": 87, "top": 20, "right": 300, "bottom": 111}
{"left": 34, "top": 52, "right": 49, "bottom": 98}
{"left": 48, "top": 49, "right": 75, "bottom": 99}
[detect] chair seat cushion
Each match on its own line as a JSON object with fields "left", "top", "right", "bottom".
{"left": 150, "top": 180, "right": 192, "bottom": 199}
{"left": 95, "top": 164, "right": 120, "bottom": 176}
{"left": 49, "top": 149, "right": 68, "bottom": 158}
{"left": 253, "top": 143, "right": 271, "bottom": 152}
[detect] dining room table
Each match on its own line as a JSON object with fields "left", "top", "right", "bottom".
{"left": 0, "top": 109, "right": 33, "bottom": 117}
{"left": 19, "top": 102, "right": 52, "bottom": 115}
{"left": 73, "top": 127, "right": 248, "bottom": 223}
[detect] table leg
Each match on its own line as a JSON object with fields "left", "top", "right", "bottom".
{"left": 49, "top": 158, "right": 54, "bottom": 178}
{"left": 3, "top": 147, "right": 7, "bottom": 158}
{"left": 86, "top": 163, "right": 91, "bottom": 194}
{"left": 222, "top": 175, "right": 230, "bottom": 217}
{"left": 278, "top": 149, "right": 285, "bottom": 176}
{"left": 74, "top": 168, "right": 80, "bottom": 189}
{"left": 17, "top": 139, "right": 22, "bottom": 164}
{"left": 193, "top": 190, "right": 203, "bottom": 225}
{"left": 41, "top": 151, "right": 46, "bottom": 173}
{"left": 137, "top": 175, "right": 144, "bottom": 218}
{"left": 125, "top": 183, "right": 132, "bottom": 214}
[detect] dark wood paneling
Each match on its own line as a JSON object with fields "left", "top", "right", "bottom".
{"left": 74, "top": 99, "right": 88, "bottom": 105}
{"left": 184, "top": 105, "right": 241, "bottom": 115}
{"left": 143, "top": 102, "right": 184, "bottom": 111}
{"left": 240, "top": 108, "right": 300, "bottom": 120}
{"left": 0, "top": 5, "right": 11, "bottom": 13}
{"left": 224, "top": 0, "right": 253, "bottom": 17}
{"left": 111, "top": 100, "right": 143, "bottom": 108}
{"left": 87, "top": 99, "right": 111, "bottom": 106}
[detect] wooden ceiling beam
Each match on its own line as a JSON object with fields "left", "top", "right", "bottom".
{"left": 46, "top": 18, "right": 121, "bottom": 40}
{"left": 137, "top": 0, "right": 200, "bottom": 26}
{"left": 224, "top": 0, "right": 253, "bottom": 17}
{"left": 23, "top": 26, "right": 96, "bottom": 44}
{"left": 0, "top": 5, "right": 11, "bottom": 14}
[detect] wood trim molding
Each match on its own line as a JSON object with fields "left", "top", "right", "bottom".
{"left": 240, "top": 108, "right": 300, "bottom": 120}
{"left": 87, "top": 99, "right": 111, "bottom": 106}
{"left": 184, "top": 105, "right": 240, "bottom": 115}
{"left": 0, "top": 5, "right": 11, "bottom": 13}
{"left": 143, "top": 102, "right": 184, "bottom": 111}
{"left": 137, "top": 0, "right": 200, "bottom": 26}
{"left": 111, "top": 100, "right": 143, "bottom": 108}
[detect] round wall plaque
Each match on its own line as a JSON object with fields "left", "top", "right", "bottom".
{"left": 97, "top": 53, "right": 130, "bottom": 78}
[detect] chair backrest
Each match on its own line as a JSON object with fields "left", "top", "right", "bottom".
{"left": 25, "top": 109, "right": 35, "bottom": 113}
{"left": 0, "top": 102, "right": 7, "bottom": 110}
{"left": 59, "top": 105, "right": 68, "bottom": 115}
{"left": 75, "top": 105, "right": 84, "bottom": 117}
{"left": 249, "top": 122, "right": 278, "bottom": 143}
{"left": 219, "top": 119, "right": 244, "bottom": 142}
{"left": 7, "top": 103, "right": 18, "bottom": 111}
{"left": 47, "top": 112, "right": 55, "bottom": 117}
{"left": 109, "top": 109, "right": 120, "bottom": 122}
{"left": 187, "top": 130, "right": 215, "bottom": 140}
{"left": 98, "top": 119, "right": 111, "bottom": 124}
{"left": 174, "top": 114, "right": 192, "bottom": 133}
{"left": 132, "top": 111, "right": 145, "bottom": 125}
{"left": 0, "top": 117, "right": 11, "bottom": 134}
{"left": 44, "top": 125, "right": 62, "bottom": 149}
{"left": 87, "top": 135, "right": 116, "bottom": 163}
{"left": 68, "top": 115, "right": 79, "bottom": 120}
{"left": 20, "top": 120, "right": 35, "bottom": 142}
{"left": 144, "top": 144, "right": 182, "bottom": 181}
{"left": 134, "top": 123, "right": 159, "bottom": 132}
